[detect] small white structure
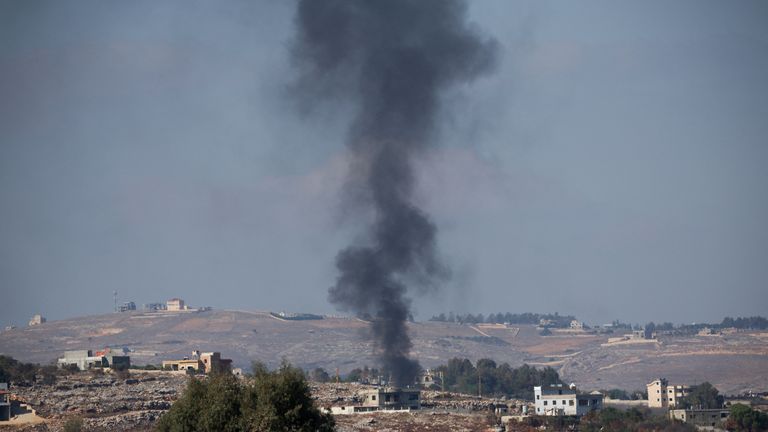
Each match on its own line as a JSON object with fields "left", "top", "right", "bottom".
{"left": 570, "top": 320, "right": 584, "bottom": 329}
{"left": 534, "top": 384, "right": 603, "bottom": 416}
{"left": 28, "top": 314, "right": 46, "bottom": 326}
{"left": 167, "top": 298, "right": 186, "bottom": 311}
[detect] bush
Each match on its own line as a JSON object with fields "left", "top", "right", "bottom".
{"left": 63, "top": 416, "right": 84, "bottom": 432}
{"left": 155, "top": 361, "right": 334, "bottom": 432}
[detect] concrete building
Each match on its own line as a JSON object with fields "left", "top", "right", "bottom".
{"left": 362, "top": 387, "right": 420, "bottom": 411}
{"left": 162, "top": 351, "right": 232, "bottom": 374}
{"left": 57, "top": 350, "right": 130, "bottom": 371}
{"left": 570, "top": 320, "right": 584, "bottom": 329}
{"left": 418, "top": 369, "right": 442, "bottom": 389}
{"left": 167, "top": 298, "right": 186, "bottom": 311}
{"left": 669, "top": 408, "right": 729, "bottom": 428}
{"left": 143, "top": 303, "right": 167, "bottom": 311}
{"left": 162, "top": 358, "right": 203, "bottom": 372}
{"left": 534, "top": 384, "right": 603, "bottom": 416}
{"left": 118, "top": 302, "right": 136, "bottom": 312}
{"left": 329, "top": 387, "right": 421, "bottom": 415}
{"left": 28, "top": 314, "right": 46, "bottom": 326}
{"left": 647, "top": 378, "right": 693, "bottom": 408}
{"left": 0, "top": 383, "right": 10, "bottom": 421}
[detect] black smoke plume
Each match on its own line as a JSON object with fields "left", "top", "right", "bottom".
{"left": 292, "top": 0, "right": 497, "bottom": 386}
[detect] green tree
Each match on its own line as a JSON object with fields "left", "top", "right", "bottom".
{"left": 155, "top": 362, "right": 334, "bottom": 432}
{"left": 678, "top": 382, "right": 723, "bottom": 409}
{"left": 726, "top": 404, "right": 768, "bottom": 431}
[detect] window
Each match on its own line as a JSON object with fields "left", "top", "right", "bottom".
{"left": 544, "top": 401, "right": 548, "bottom": 406}
{"left": 569, "top": 400, "right": 574, "bottom": 406}
{"left": 578, "top": 399, "right": 587, "bottom": 406}
{"left": 371, "top": 396, "right": 376, "bottom": 401}
{"left": 558, "top": 390, "right": 562, "bottom": 395}
{"left": 669, "top": 398, "right": 673, "bottom": 401}
{"left": 536, "top": 395, "right": 540, "bottom": 400}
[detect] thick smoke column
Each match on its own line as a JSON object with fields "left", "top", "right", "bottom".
{"left": 293, "top": 0, "right": 496, "bottom": 385}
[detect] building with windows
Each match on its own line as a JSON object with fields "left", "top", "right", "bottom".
{"left": 118, "top": 302, "right": 136, "bottom": 312}
{"left": 647, "top": 378, "right": 693, "bottom": 408}
{"left": 534, "top": 384, "right": 603, "bottom": 416}
{"left": 57, "top": 349, "right": 131, "bottom": 371}
{"left": 166, "top": 298, "right": 186, "bottom": 311}
{"left": 162, "top": 351, "right": 232, "bottom": 374}
{"left": 328, "top": 387, "right": 421, "bottom": 415}
{"left": 669, "top": 408, "right": 729, "bottom": 428}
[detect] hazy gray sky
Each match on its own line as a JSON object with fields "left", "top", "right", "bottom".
{"left": 2, "top": 0, "right": 767, "bottom": 327}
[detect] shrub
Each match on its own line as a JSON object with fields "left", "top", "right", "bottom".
{"left": 63, "top": 416, "right": 84, "bottom": 432}
{"left": 155, "top": 361, "right": 334, "bottom": 432}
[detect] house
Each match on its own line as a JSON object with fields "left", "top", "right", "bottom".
{"left": 57, "top": 349, "right": 130, "bottom": 371}
{"left": 166, "top": 298, "right": 186, "bottom": 311}
{"left": 669, "top": 408, "right": 729, "bottom": 428}
{"left": 0, "top": 383, "right": 10, "bottom": 421}
{"left": 143, "top": 303, "right": 167, "bottom": 311}
{"left": 418, "top": 369, "right": 442, "bottom": 389}
{"left": 162, "top": 351, "right": 232, "bottom": 374}
{"left": 534, "top": 384, "right": 603, "bottom": 416}
{"left": 647, "top": 378, "right": 693, "bottom": 408}
{"left": 328, "top": 387, "right": 421, "bottom": 415}
{"left": 28, "top": 314, "right": 46, "bottom": 326}
{"left": 362, "top": 387, "right": 420, "bottom": 411}
{"left": 570, "top": 320, "right": 584, "bottom": 330}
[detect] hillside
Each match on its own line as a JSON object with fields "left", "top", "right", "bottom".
{"left": 1, "top": 309, "right": 766, "bottom": 394}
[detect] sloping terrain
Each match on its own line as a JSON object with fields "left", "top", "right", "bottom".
{"left": 1, "top": 310, "right": 766, "bottom": 394}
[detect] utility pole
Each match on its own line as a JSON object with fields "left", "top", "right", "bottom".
{"left": 478, "top": 373, "right": 481, "bottom": 397}
{"left": 113, "top": 291, "right": 117, "bottom": 313}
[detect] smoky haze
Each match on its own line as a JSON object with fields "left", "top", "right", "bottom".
{"left": 0, "top": 1, "right": 767, "bottom": 330}
{"left": 292, "top": 0, "right": 497, "bottom": 385}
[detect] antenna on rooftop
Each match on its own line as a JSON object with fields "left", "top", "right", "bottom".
{"left": 113, "top": 290, "right": 118, "bottom": 313}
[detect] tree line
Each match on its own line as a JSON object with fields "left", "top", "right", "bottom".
{"left": 429, "top": 312, "right": 576, "bottom": 328}
{"left": 432, "top": 358, "right": 562, "bottom": 399}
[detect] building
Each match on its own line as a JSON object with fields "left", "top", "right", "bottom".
{"left": 57, "top": 349, "right": 130, "bottom": 371}
{"left": 0, "top": 383, "right": 10, "bottom": 421}
{"left": 28, "top": 314, "right": 46, "bottom": 326}
{"left": 118, "top": 302, "right": 136, "bottom": 312}
{"left": 534, "top": 384, "right": 603, "bottom": 416}
{"left": 570, "top": 320, "right": 584, "bottom": 330}
{"left": 143, "top": 303, "right": 167, "bottom": 311}
{"left": 200, "top": 352, "right": 232, "bottom": 374}
{"left": 362, "top": 387, "right": 420, "bottom": 411}
{"left": 329, "top": 387, "right": 421, "bottom": 415}
{"left": 418, "top": 369, "right": 442, "bottom": 389}
{"left": 167, "top": 298, "right": 186, "bottom": 311}
{"left": 647, "top": 378, "right": 693, "bottom": 408}
{"left": 162, "top": 351, "right": 232, "bottom": 374}
{"left": 669, "top": 408, "right": 729, "bottom": 428}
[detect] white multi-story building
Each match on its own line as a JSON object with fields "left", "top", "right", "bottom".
{"left": 647, "top": 378, "right": 693, "bottom": 408}
{"left": 534, "top": 384, "right": 603, "bottom": 416}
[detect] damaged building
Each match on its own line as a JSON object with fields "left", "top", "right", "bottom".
{"left": 328, "top": 387, "right": 421, "bottom": 415}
